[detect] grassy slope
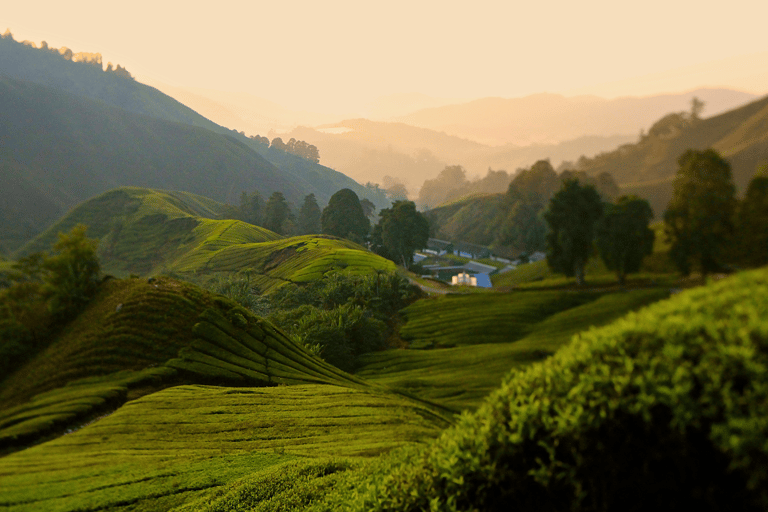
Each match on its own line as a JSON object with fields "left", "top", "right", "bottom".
{"left": 0, "top": 384, "right": 447, "bottom": 512}
{"left": 357, "top": 288, "right": 669, "bottom": 411}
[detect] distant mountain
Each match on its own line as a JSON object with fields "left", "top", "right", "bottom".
{"left": 280, "top": 121, "right": 635, "bottom": 191}
{"left": 396, "top": 89, "right": 758, "bottom": 146}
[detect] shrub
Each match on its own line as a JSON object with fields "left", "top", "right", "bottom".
{"left": 342, "top": 268, "right": 768, "bottom": 511}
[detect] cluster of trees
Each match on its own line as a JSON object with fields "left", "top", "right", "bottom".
{"left": 319, "top": 189, "right": 429, "bottom": 268}
{"left": 264, "top": 271, "right": 422, "bottom": 371}
{"left": 497, "top": 161, "right": 619, "bottom": 255}
{"left": 249, "top": 135, "right": 320, "bottom": 163}
{"left": 664, "top": 150, "right": 768, "bottom": 274}
{"left": 417, "top": 165, "right": 513, "bottom": 209}
{"left": 543, "top": 148, "right": 768, "bottom": 285}
{"left": 1, "top": 30, "right": 132, "bottom": 78}
{"left": 545, "top": 179, "right": 654, "bottom": 285}
{"left": 235, "top": 187, "right": 428, "bottom": 268}
{"left": 236, "top": 190, "right": 323, "bottom": 236}
{"left": 0, "top": 225, "right": 101, "bottom": 378}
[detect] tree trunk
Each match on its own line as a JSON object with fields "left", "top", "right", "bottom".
{"left": 575, "top": 263, "right": 585, "bottom": 286}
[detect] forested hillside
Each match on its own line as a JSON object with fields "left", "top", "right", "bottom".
{"left": 577, "top": 94, "right": 768, "bottom": 215}
{"left": 0, "top": 34, "right": 388, "bottom": 253}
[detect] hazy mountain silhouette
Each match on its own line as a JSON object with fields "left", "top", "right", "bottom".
{"left": 396, "top": 89, "right": 757, "bottom": 146}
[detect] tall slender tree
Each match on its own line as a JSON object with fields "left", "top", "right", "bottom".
{"left": 664, "top": 149, "right": 735, "bottom": 276}
{"left": 298, "top": 193, "right": 322, "bottom": 234}
{"left": 264, "top": 191, "right": 291, "bottom": 234}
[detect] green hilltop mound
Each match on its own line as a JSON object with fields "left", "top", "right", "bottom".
{"left": 16, "top": 188, "right": 281, "bottom": 276}
{"left": 16, "top": 187, "right": 396, "bottom": 286}
{"left": 176, "top": 235, "right": 397, "bottom": 293}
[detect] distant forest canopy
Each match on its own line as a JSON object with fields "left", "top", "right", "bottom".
{"left": 1, "top": 29, "right": 132, "bottom": 79}
{"left": 247, "top": 135, "right": 320, "bottom": 163}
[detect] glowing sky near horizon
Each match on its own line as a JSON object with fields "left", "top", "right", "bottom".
{"left": 4, "top": 0, "right": 767, "bottom": 113}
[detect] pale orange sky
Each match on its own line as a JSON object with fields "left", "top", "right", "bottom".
{"left": 4, "top": 0, "right": 768, "bottom": 114}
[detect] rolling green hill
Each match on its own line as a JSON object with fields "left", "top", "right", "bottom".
{"left": 15, "top": 187, "right": 395, "bottom": 287}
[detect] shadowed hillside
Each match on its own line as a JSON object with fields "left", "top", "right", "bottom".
{"left": 0, "top": 77, "right": 300, "bottom": 253}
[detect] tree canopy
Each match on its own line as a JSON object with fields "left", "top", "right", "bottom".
{"left": 734, "top": 171, "right": 768, "bottom": 267}
{"left": 264, "top": 191, "right": 293, "bottom": 235}
{"left": 596, "top": 196, "right": 655, "bottom": 285}
{"left": 298, "top": 193, "right": 321, "bottom": 235}
{"left": 373, "top": 201, "right": 429, "bottom": 268}
{"left": 321, "top": 189, "right": 370, "bottom": 244}
{"left": 664, "top": 149, "right": 736, "bottom": 276}
{"left": 544, "top": 179, "right": 603, "bottom": 285}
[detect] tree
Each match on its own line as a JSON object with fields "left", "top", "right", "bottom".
{"left": 264, "top": 191, "right": 292, "bottom": 234}
{"left": 42, "top": 224, "right": 101, "bottom": 319}
{"left": 663, "top": 149, "right": 736, "bottom": 276}
{"left": 298, "top": 193, "right": 321, "bottom": 234}
{"left": 596, "top": 196, "right": 655, "bottom": 285}
{"left": 321, "top": 189, "right": 370, "bottom": 243}
{"left": 239, "top": 190, "right": 263, "bottom": 226}
{"left": 544, "top": 179, "right": 604, "bottom": 285}
{"left": 360, "top": 198, "right": 376, "bottom": 220}
{"left": 734, "top": 169, "right": 768, "bottom": 267}
{"left": 690, "top": 96, "right": 705, "bottom": 120}
{"left": 373, "top": 201, "right": 429, "bottom": 268}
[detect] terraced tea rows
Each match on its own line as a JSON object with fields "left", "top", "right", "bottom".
{"left": 399, "top": 291, "right": 603, "bottom": 348}
{"left": 0, "top": 384, "right": 448, "bottom": 512}
{"left": 358, "top": 289, "right": 669, "bottom": 411}
{"left": 175, "top": 235, "right": 396, "bottom": 292}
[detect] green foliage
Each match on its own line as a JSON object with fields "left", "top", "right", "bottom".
{"left": 734, "top": 174, "right": 768, "bottom": 267}
{"left": 239, "top": 189, "right": 264, "bottom": 226}
{"left": 342, "top": 268, "right": 768, "bottom": 511}
{"left": 596, "top": 196, "right": 655, "bottom": 285}
{"left": 42, "top": 224, "right": 101, "bottom": 319}
{"left": 298, "top": 193, "right": 322, "bottom": 234}
{"left": 321, "top": 188, "right": 370, "bottom": 244}
{"left": 373, "top": 201, "right": 430, "bottom": 267}
{"left": 267, "top": 271, "right": 422, "bottom": 371}
{"left": 0, "top": 225, "right": 101, "bottom": 386}
{"left": 264, "top": 191, "right": 293, "bottom": 235}
{"left": 270, "top": 304, "right": 387, "bottom": 372}
{"left": 545, "top": 179, "right": 604, "bottom": 285}
{"left": 664, "top": 149, "right": 736, "bottom": 275}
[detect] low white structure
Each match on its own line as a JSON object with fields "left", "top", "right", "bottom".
{"left": 452, "top": 272, "right": 477, "bottom": 286}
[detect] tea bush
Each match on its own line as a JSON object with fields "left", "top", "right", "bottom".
{"left": 337, "top": 268, "right": 768, "bottom": 511}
